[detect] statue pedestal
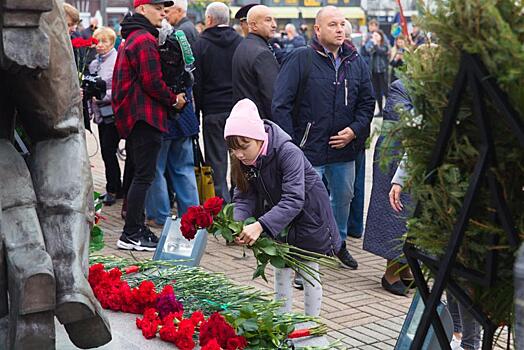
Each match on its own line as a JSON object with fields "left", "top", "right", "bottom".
{"left": 56, "top": 312, "right": 329, "bottom": 349}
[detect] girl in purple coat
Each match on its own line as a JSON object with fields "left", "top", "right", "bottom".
{"left": 224, "top": 99, "right": 354, "bottom": 316}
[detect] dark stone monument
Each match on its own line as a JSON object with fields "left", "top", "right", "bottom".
{"left": 0, "top": 0, "right": 111, "bottom": 348}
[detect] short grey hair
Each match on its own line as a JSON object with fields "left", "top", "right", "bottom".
{"left": 344, "top": 19, "right": 352, "bottom": 39}
{"left": 205, "top": 2, "right": 230, "bottom": 26}
{"left": 285, "top": 23, "right": 296, "bottom": 33}
{"left": 173, "top": 0, "right": 188, "bottom": 12}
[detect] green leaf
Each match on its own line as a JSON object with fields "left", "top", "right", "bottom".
{"left": 89, "top": 225, "right": 104, "bottom": 253}
{"left": 221, "top": 228, "right": 234, "bottom": 242}
{"left": 244, "top": 217, "right": 257, "bottom": 225}
{"left": 269, "top": 256, "right": 286, "bottom": 268}
{"left": 260, "top": 245, "right": 278, "bottom": 256}
{"left": 254, "top": 237, "right": 273, "bottom": 248}
{"left": 252, "top": 263, "right": 268, "bottom": 282}
{"left": 224, "top": 203, "right": 234, "bottom": 218}
{"left": 228, "top": 222, "right": 243, "bottom": 234}
{"left": 242, "top": 318, "right": 259, "bottom": 332}
{"left": 94, "top": 202, "right": 103, "bottom": 212}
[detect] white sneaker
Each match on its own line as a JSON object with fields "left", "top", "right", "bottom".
{"left": 450, "top": 335, "right": 463, "bottom": 350}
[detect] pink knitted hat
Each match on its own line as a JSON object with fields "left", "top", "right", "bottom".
{"left": 224, "top": 99, "right": 266, "bottom": 141}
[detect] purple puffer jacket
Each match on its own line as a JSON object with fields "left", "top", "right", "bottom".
{"left": 233, "top": 120, "right": 342, "bottom": 256}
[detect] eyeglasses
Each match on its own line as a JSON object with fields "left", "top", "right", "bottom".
{"left": 240, "top": 18, "right": 247, "bottom": 23}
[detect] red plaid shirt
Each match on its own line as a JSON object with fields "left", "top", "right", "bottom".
{"left": 111, "top": 29, "right": 177, "bottom": 139}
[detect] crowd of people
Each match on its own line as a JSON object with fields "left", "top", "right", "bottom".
{"left": 64, "top": 0, "right": 479, "bottom": 348}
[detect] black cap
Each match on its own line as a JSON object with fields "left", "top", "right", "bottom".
{"left": 234, "top": 3, "right": 258, "bottom": 20}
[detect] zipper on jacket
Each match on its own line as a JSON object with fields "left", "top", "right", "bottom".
{"left": 255, "top": 163, "right": 275, "bottom": 207}
{"left": 344, "top": 79, "right": 348, "bottom": 106}
{"left": 299, "top": 122, "right": 313, "bottom": 149}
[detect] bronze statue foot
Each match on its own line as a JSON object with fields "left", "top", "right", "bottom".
{"left": 54, "top": 292, "right": 94, "bottom": 324}
{"left": 3, "top": 208, "right": 56, "bottom": 315}
{"left": 63, "top": 301, "right": 112, "bottom": 349}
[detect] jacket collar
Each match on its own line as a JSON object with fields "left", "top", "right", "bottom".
{"left": 310, "top": 37, "right": 358, "bottom": 62}
{"left": 247, "top": 33, "right": 269, "bottom": 44}
{"left": 177, "top": 17, "right": 190, "bottom": 26}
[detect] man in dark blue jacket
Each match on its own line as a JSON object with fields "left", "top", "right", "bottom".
{"left": 272, "top": 6, "right": 375, "bottom": 269}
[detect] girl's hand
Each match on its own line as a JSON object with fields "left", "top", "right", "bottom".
{"left": 235, "top": 222, "right": 263, "bottom": 246}
{"left": 389, "top": 184, "right": 404, "bottom": 212}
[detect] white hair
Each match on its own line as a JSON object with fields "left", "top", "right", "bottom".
{"left": 174, "top": 0, "right": 188, "bottom": 12}
{"left": 344, "top": 19, "right": 352, "bottom": 39}
{"left": 205, "top": 2, "right": 230, "bottom": 26}
{"left": 285, "top": 23, "right": 296, "bottom": 33}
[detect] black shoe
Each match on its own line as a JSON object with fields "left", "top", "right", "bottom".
{"left": 292, "top": 273, "right": 304, "bottom": 290}
{"left": 143, "top": 226, "right": 160, "bottom": 244}
{"left": 347, "top": 232, "right": 362, "bottom": 239}
{"left": 336, "top": 241, "right": 358, "bottom": 269}
{"left": 381, "top": 276, "right": 409, "bottom": 296}
{"left": 102, "top": 192, "right": 116, "bottom": 206}
{"left": 117, "top": 232, "right": 157, "bottom": 251}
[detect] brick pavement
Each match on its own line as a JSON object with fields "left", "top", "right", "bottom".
{"left": 86, "top": 122, "right": 510, "bottom": 349}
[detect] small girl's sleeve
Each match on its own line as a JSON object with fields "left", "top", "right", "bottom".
{"left": 232, "top": 186, "right": 257, "bottom": 222}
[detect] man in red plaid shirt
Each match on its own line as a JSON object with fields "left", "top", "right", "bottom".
{"left": 112, "top": 0, "right": 186, "bottom": 251}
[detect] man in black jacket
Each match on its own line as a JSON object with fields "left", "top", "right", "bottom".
{"left": 166, "top": 0, "right": 198, "bottom": 45}
{"left": 193, "top": 2, "right": 242, "bottom": 202}
{"left": 232, "top": 5, "right": 279, "bottom": 120}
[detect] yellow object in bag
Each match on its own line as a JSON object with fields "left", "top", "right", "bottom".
{"left": 193, "top": 138, "right": 216, "bottom": 204}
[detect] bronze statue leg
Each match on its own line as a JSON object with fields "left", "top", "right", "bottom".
{"left": 0, "top": 140, "right": 56, "bottom": 349}
{"left": 0, "top": 204, "right": 7, "bottom": 350}
{"left": 30, "top": 133, "right": 111, "bottom": 349}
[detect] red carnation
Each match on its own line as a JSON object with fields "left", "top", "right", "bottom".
{"left": 203, "top": 197, "right": 224, "bottom": 216}
{"left": 88, "top": 263, "right": 106, "bottom": 287}
{"left": 162, "top": 311, "right": 183, "bottom": 327}
{"left": 199, "top": 313, "right": 237, "bottom": 348}
{"left": 159, "top": 324, "right": 178, "bottom": 343}
{"left": 136, "top": 308, "right": 161, "bottom": 339}
{"left": 201, "top": 339, "right": 222, "bottom": 350}
{"left": 124, "top": 265, "right": 140, "bottom": 274}
{"left": 71, "top": 37, "right": 98, "bottom": 48}
{"left": 174, "top": 331, "right": 196, "bottom": 350}
{"left": 190, "top": 311, "right": 205, "bottom": 326}
{"left": 226, "top": 336, "right": 247, "bottom": 350}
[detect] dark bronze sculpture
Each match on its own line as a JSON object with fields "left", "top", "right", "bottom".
{"left": 0, "top": 0, "right": 111, "bottom": 348}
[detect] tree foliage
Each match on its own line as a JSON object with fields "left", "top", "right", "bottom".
{"left": 383, "top": 0, "right": 524, "bottom": 327}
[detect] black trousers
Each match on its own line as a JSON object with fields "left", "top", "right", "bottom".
{"left": 98, "top": 122, "right": 122, "bottom": 195}
{"left": 123, "top": 121, "right": 162, "bottom": 237}
{"left": 203, "top": 112, "right": 230, "bottom": 202}
{"left": 372, "top": 72, "right": 388, "bottom": 116}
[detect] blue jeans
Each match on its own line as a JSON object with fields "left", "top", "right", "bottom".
{"left": 347, "top": 150, "right": 365, "bottom": 238}
{"left": 145, "top": 137, "right": 199, "bottom": 225}
{"left": 314, "top": 161, "right": 355, "bottom": 240}
{"left": 447, "top": 295, "right": 481, "bottom": 350}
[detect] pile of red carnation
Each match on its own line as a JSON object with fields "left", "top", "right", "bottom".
{"left": 88, "top": 263, "right": 167, "bottom": 314}
{"left": 88, "top": 263, "right": 246, "bottom": 350}
{"left": 137, "top": 308, "right": 246, "bottom": 350}
{"left": 181, "top": 197, "right": 224, "bottom": 240}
